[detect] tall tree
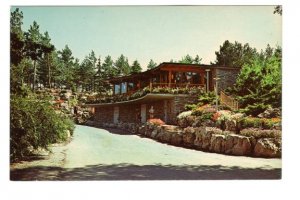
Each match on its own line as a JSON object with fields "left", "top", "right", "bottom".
{"left": 193, "top": 55, "right": 202, "bottom": 64}
{"left": 147, "top": 59, "right": 157, "bottom": 70}
{"left": 115, "top": 54, "right": 130, "bottom": 76}
{"left": 37, "top": 31, "right": 54, "bottom": 88}
{"left": 214, "top": 40, "right": 258, "bottom": 67}
{"left": 228, "top": 45, "right": 282, "bottom": 115}
{"left": 24, "top": 21, "right": 44, "bottom": 91}
{"left": 10, "top": 8, "right": 25, "bottom": 67}
{"left": 58, "top": 45, "right": 75, "bottom": 89}
{"left": 131, "top": 60, "right": 142, "bottom": 73}
{"left": 179, "top": 54, "right": 194, "bottom": 64}
{"left": 102, "top": 55, "right": 115, "bottom": 78}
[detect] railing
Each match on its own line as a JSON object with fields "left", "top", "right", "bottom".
{"left": 220, "top": 91, "right": 239, "bottom": 110}
{"left": 150, "top": 83, "right": 205, "bottom": 90}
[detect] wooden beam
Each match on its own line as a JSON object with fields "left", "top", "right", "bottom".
{"left": 168, "top": 70, "right": 172, "bottom": 87}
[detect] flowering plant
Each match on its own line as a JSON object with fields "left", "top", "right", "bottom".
{"left": 177, "top": 110, "right": 192, "bottom": 119}
{"left": 147, "top": 118, "right": 165, "bottom": 126}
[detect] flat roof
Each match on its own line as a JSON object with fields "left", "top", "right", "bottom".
{"left": 108, "top": 62, "right": 240, "bottom": 83}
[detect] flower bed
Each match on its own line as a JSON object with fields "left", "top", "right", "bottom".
{"left": 85, "top": 86, "right": 205, "bottom": 104}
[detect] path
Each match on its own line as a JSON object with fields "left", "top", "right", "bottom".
{"left": 10, "top": 125, "right": 281, "bottom": 180}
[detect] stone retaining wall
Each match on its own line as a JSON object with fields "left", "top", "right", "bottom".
{"left": 85, "top": 120, "right": 281, "bottom": 158}
{"left": 140, "top": 124, "right": 281, "bottom": 158}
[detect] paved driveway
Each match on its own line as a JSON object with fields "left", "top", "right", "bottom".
{"left": 11, "top": 125, "right": 281, "bottom": 180}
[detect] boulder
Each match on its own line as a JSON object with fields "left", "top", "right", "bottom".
{"left": 210, "top": 134, "right": 226, "bottom": 153}
{"left": 194, "top": 127, "right": 205, "bottom": 149}
{"left": 183, "top": 127, "right": 196, "bottom": 147}
{"left": 231, "top": 135, "right": 252, "bottom": 156}
{"left": 161, "top": 130, "right": 173, "bottom": 143}
{"left": 254, "top": 138, "right": 281, "bottom": 158}
{"left": 224, "top": 134, "right": 235, "bottom": 154}
{"left": 170, "top": 131, "right": 183, "bottom": 146}
{"left": 201, "top": 127, "right": 218, "bottom": 150}
{"left": 138, "top": 125, "right": 146, "bottom": 135}
{"left": 150, "top": 129, "right": 159, "bottom": 139}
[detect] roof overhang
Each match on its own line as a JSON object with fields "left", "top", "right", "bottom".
{"left": 84, "top": 93, "right": 188, "bottom": 107}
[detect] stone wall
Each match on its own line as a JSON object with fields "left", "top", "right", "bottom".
{"left": 215, "top": 68, "right": 240, "bottom": 92}
{"left": 140, "top": 124, "right": 281, "bottom": 158}
{"left": 92, "top": 95, "right": 198, "bottom": 125}
{"left": 94, "top": 106, "right": 114, "bottom": 124}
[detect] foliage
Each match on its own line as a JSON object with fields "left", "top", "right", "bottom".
{"left": 214, "top": 40, "right": 258, "bottom": 68}
{"left": 147, "top": 59, "right": 157, "bottom": 70}
{"left": 198, "top": 92, "right": 218, "bottom": 106}
{"left": 147, "top": 118, "right": 165, "bottom": 126}
{"left": 10, "top": 94, "right": 75, "bottom": 161}
{"left": 177, "top": 111, "right": 193, "bottom": 120}
{"left": 131, "top": 60, "right": 142, "bottom": 73}
{"left": 240, "top": 128, "right": 281, "bottom": 139}
{"left": 224, "top": 43, "right": 282, "bottom": 116}
{"left": 241, "top": 117, "right": 281, "bottom": 130}
{"left": 115, "top": 54, "right": 131, "bottom": 76}
{"left": 179, "top": 54, "right": 202, "bottom": 64}
{"left": 184, "top": 104, "right": 197, "bottom": 111}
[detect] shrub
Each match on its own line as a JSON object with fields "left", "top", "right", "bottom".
{"left": 198, "top": 92, "right": 218, "bottom": 106}
{"left": 240, "top": 128, "right": 281, "bottom": 139}
{"left": 240, "top": 117, "right": 281, "bottom": 129}
{"left": 147, "top": 118, "right": 165, "bottom": 126}
{"left": 243, "top": 103, "right": 269, "bottom": 117}
{"left": 177, "top": 110, "right": 193, "bottom": 120}
{"left": 10, "top": 95, "right": 75, "bottom": 161}
{"left": 191, "top": 104, "right": 211, "bottom": 116}
{"left": 184, "top": 104, "right": 197, "bottom": 111}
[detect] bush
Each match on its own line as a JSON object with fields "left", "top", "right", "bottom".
{"left": 184, "top": 104, "right": 197, "bottom": 111}
{"left": 10, "top": 95, "right": 75, "bottom": 161}
{"left": 177, "top": 110, "right": 193, "bottom": 120}
{"left": 198, "top": 92, "right": 218, "bottom": 106}
{"left": 147, "top": 118, "right": 165, "bottom": 126}
{"left": 191, "top": 104, "right": 214, "bottom": 116}
{"left": 240, "top": 128, "right": 281, "bottom": 139}
{"left": 240, "top": 117, "right": 281, "bottom": 129}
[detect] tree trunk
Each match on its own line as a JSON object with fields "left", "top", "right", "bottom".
{"left": 33, "top": 60, "right": 36, "bottom": 92}
{"left": 48, "top": 53, "right": 51, "bottom": 88}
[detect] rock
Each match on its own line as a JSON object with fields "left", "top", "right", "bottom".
{"left": 170, "top": 131, "right": 183, "bottom": 146}
{"left": 231, "top": 135, "right": 252, "bottom": 156}
{"left": 224, "top": 134, "right": 235, "bottom": 154}
{"left": 225, "top": 119, "right": 236, "bottom": 132}
{"left": 258, "top": 107, "right": 281, "bottom": 118}
{"left": 150, "top": 129, "right": 158, "bottom": 139}
{"left": 201, "top": 127, "right": 217, "bottom": 150}
{"left": 194, "top": 127, "right": 205, "bottom": 149}
{"left": 254, "top": 138, "right": 281, "bottom": 158}
{"left": 183, "top": 127, "right": 196, "bottom": 147}
{"left": 161, "top": 125, "right": 180, "bottom": 132}
{"left": 138, "top": 125, "right": 146, "bottom": 135}
{"left": 161, "top": 130, "right": 173, "bottom": 143}
{"left": 210, "top": 134, "right": 226, "bottom": 153}
{"left": 177, "top": 118, "right": 188, "bottom": 128}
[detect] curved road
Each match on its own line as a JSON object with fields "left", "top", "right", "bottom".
{"left": 11, "top": 125, "right": 281, "bottom": 180}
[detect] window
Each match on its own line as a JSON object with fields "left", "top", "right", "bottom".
{"left": 114, "top": 84, "right": 120, "bottom": 94}
{"left": 121, "top": 82, "right": 127, "bottom": 94}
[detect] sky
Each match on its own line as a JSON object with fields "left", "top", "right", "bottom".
{"left": 13, "top": 5, "right": 281, "bottom": 71}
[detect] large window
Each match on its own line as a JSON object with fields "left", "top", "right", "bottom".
{"left": 114, "top": 84, "right": 120, "bottom": 94}
{"left": 121, "top": 82, "right": 127, "bottom": 94}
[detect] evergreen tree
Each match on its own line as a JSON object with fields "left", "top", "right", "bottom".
{"left": 147, "top": 59, "right": 157, "bottom": 70}
{"left": 115, "top": 54, "right": 130, "bottom": 75}
{"left": 131, "top": 60, "right": 142, "bottom": 73}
